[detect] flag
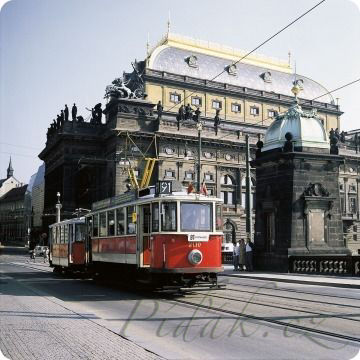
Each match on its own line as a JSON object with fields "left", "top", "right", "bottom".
{"left": 200, "top": 180, "right": 208, "bottom": 196}
{"left": 187, "top": 182, "right": 194, "bottom": 194}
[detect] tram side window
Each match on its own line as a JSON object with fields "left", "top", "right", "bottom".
{"left": 161, "top": 202, "right": 177, "bottom": 231}
{"left": 93, "top": 214, "right": 99, "bottom": 237}
{"left": 60, "top": 226, "right": 64, "bottom": 243}
{"left": 152, "top": 203, "right": 159, "bottom": 232}
{"left": 64, "top": 225, "right": 69, "bottom": 243}
{"left": 99, "top": 212, "right": 107, "bottom": 237}
{"left": 127, "top": 206, "right": 136, "bottom": 234}
{"left": 107, "top": 210, "right": 115, "bottom": 236}
{"left": 69, "top": 224, "right": 73, "bottom": 243}
{"left": 52, "top": 227, "right": 57, "bottom": 244}
{"left": 116, "top": 208, "right": 125, "bottom": 235}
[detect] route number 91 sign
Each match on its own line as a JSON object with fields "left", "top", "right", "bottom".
{"left": 155, "top": 180, "right": 172, "bottom": 195}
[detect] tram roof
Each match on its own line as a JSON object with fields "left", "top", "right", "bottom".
{"left": 49, "top": 217, "right": 85, "bottom": 227}
{"left": 91, "top": 187, "right": 222, "bottom": 213}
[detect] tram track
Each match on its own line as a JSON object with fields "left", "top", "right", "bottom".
{"left": 169, "top": 296, "right": 360, "bottom": 344}
{"left": 218, "top": 285, "right": 360, "bottom": 310}
{"left": 186, "top": 288, "right": 360, "bottom": 324}
{"left": 219, "top": 277, "right": 360, "bottom": 302}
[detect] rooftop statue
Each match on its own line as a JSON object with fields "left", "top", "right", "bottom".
{"left": 64, "top": 104, "right": 69, "bottom": 121}
{"left": 72, "top": 103, "right": 77, "bottom": 121}
{"left": 104, "top": 60, "right": 146, "bottom": 100}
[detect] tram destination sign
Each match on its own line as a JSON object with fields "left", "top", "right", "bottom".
{"left": 155, "top": 180, "right": 172, "bottom": 195}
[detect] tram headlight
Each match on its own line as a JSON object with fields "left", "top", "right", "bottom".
{"left": 188, "top": 249, "right": 203, "bottom": 265}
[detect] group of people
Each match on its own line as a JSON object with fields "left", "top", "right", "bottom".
{"left": 232, "top": 238, "right": 254, "bottom": 271}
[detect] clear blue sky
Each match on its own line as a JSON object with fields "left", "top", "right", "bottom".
{"left": 0, "top": 0, "right": 359, "bottom": 183}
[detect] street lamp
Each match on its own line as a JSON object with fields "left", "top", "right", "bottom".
{"left": 184, "top": 119, "right": 204, "bottom": 193}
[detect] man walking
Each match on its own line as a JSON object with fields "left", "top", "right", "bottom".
{"left": 245, "top": 238, "right": 254, "bottom": 271}
{"left": 233, "top": 240, "right": 240, "bottom": 271}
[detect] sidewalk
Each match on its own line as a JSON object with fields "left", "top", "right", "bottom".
{"left": 221, "top": 265, "right": 360, "bottom": 289}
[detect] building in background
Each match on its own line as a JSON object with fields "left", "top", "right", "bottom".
{"left": 39, "top": 32, "right": 358, "bottom": 262}
{"left": 0, "top": 184, "right": 28, "bottom": 245}
{"left": 0, "top": 158, "right": 21, "bottom": 199}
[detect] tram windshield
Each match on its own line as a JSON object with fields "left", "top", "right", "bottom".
{"left": 180, "top": 202, "right": 212, "bottom": 232}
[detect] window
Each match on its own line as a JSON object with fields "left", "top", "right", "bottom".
{"left": 354, "top": 234, "right": 358, "bottom": 241}
{"left": 60, "top": 226, "right": 64, "bottom": 243}
{"left": 212, "top": 100, "right": 222, "bottom": 109}
{"left": 93, "top": 214, "right": 99, "bottom": 237}
{"left": 165, "top": 170, "right": 175, "bottom": 178}
{"left": 231, "top": 103, "right": 241, "bottom": 113}
{"left": 340, "top": 196, "right": 345, "bottom": 214}
{"left": 107, "top": 210, "right": 115, "bottom": 236}
{"left": 204, "top": 173, "right": 214, "bottom": 181}
{"left": 250, "top": 106, "right": 260, "bottom": 116}
{"left": 220, "top": 175, "right": 234, "bottom": 185}
{"left": 354, "top": 225, "right": 358, "bottom": 232}
{"left": 180, "top": 202, "right": 212, "bottom": 231}
{"left": 191, "top": 97, "right": 202, "bottom": 106}
{"left": 185, "top": 172, "right": 194, "bottom": 180}
{"left": 268, "top": 110, "right": 276, "bottom": 118}
{"left": 116, "top": 208, "right": 125, "bottom": 235}
{"left": 127, "top": 206, "right": 136, "bottom": 234}
{"left": 223, "top": 221, "right": 235, "bottom": 244}
{"left": 75, "top": 224, "right": 86, "bottom": 242}
{"left": 143, "top": 206, "right": 151, "bottom": 233}
{"left": 152, "top": 203, "right": 159, "bottom": 232}
{"left": 64, "top": 225, "right": 69, "bottom": 244}
{"left": 349, "top": 197, "right": 357, "bottom": 214}
{"left": 161, "top": 202, "right": 177, "bottom": 231}
{"left": 99, "top": 212, "right": 107, "bottom": 237}
{"left": 349, "top": 185, "right": 357, "bottom": 192}
{"left": 216, "top": 204, "right": 223, "bottom": 230}
{"left": 207, "top": 188, "right": 214, "bottom": 196}
{"left": 339, "top": 183, "right": 344, "bottom": 191}
{"left": 221, "top": 191, "right": 235, "bottom": 205}
{"left": 170, "top": 93, "right": 181, "bottom": 104}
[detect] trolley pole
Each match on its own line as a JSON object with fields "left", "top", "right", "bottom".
{"left": 56, "top": 192, "right": 62, "bottom": 223}
{"left": 245, "top": 135, "right": 253, "bottom": 241}
{"left": 196, "top": 121, "right": 203, "bottom": 193}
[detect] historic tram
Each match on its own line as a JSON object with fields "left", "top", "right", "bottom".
{"left": 48, "top": 181, "right": 224, "bottom": 288}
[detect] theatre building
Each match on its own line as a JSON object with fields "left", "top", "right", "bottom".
{"left": 39, "top": 32, "right": 357, "bottom": 263}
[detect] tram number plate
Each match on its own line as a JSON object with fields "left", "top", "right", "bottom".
{"left": 188, "top": 234, "right": 209, "bottom": 242}
{"left": 155, "top": 180, "right": 172, "bottom": 195}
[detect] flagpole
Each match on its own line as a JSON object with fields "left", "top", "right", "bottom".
{"left": 196, "top": 121, "right": 203, "bottom": 193}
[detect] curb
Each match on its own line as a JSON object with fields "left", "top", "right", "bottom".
{"left": 220, "top": 273, "right": 360, "bottom": 289}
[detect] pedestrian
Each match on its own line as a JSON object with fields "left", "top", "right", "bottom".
{"left": 30, "top": 249, "right": 35, "bottom": 262}
{"left": 233, "top": 240, "right": 240, "bottom": 271}
{"left": 245, "top": 238, "right": 254, "bottom": 271}
{"left": 239, "top": 238, "right": 246, "bottom": 271}
{"left": 43, "top": 247, "right": 49, "bottom": 263}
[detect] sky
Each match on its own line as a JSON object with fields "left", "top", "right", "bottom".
{"left": 0, "top": 0, "right": 359, "bottom": 184}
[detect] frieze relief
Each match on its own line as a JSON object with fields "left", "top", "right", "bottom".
{"left": 303, "top": 183, "right": 330, "bottom": 197}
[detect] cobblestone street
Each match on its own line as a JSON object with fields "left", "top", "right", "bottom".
{"left": 0, "top": 248, "right": 162, "bottom": 360}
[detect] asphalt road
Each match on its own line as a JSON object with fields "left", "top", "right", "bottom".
{"left": 1, "top": 247, "right": 359, "bottom": 360}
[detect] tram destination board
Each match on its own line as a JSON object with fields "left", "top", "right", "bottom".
{"left": 155, "top": 180, "right": 172, "bottom": 195}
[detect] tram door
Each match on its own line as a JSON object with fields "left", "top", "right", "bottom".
{"left": 139, "top": 204, "right": 151, "bottom": 266}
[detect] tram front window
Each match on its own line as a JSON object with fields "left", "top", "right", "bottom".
{"left": 161, "top": 202, "right": 177, "bottom": 231}
{"left": 181, "top": 202, "right": 212, "bottom": 232}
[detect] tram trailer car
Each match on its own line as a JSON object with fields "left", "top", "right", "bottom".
{"left": 49, "top": 183, "right": 224, "bottom": 288}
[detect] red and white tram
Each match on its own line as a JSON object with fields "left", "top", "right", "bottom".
{"left": 49, "top": 217, "right": 87, "bottom": 270}
{"left": 49, "top": 181, "right": 224, "bottom": 288}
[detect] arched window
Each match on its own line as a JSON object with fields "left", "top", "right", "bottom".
{"left": 220, "top": 174, "right": 236, "bottom": 205}
{"left": 223, "top": 221, "right": 235, "bottom": 244}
